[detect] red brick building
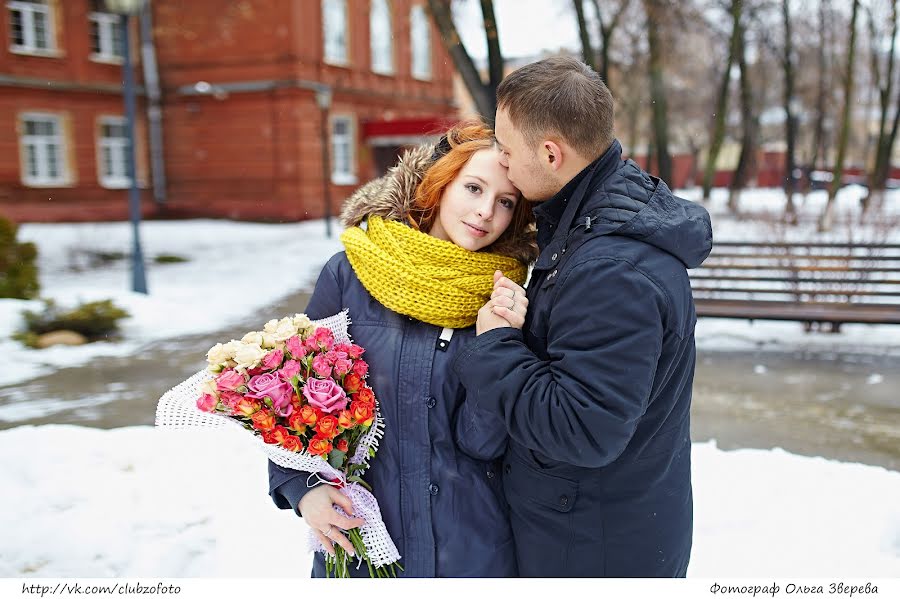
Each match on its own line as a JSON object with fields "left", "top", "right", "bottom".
{"left": 1, "top": 0, "right": 457, "bottom": 222}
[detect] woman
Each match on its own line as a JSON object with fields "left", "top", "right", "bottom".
{"left": 267, "top": 122, "right": 537, "bottom": 577}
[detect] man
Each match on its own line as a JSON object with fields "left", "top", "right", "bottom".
{"left": 453, "top": 56, "right": 712, "bottom": 577}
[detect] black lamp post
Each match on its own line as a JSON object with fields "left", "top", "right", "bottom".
{"left": 105, "top": 0, "right": 148, "bottom": 294}
{"left": 315, "top": 86, "right": 333, "bottom": 238}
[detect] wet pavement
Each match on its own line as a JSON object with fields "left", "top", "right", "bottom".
{"left": 1, "top": 296, "right": 898, "bottom": 472}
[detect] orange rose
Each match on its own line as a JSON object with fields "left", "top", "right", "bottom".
{"left": 235, "top": 398, "right": 261, "bottom": 417}
{"left": 282, "top": 435, "right": 303, "bottom": 452}
{"left": 287, "top": 412, "right": 307, "bottom": 434}
{"left": 298, "top": 404, "right": 318, "bottom": 427}
{"left": 354, "top": 387, "right": 375, "bottom": 405}
{"left": 261, "top": 431, "right": 278, "bottom": 444}
{"left": 307, "top": 435, "right": 333, "bottom": 456}
{"left": 337, "top": 409, "right": 354, "bottom": 429}
{"left": 343, "top": 373, "right": 363, "bottom": 394}
{"left": 335, "top": 438, "right": 349, "bottom": 452}
{"left": 315, "top": 415, "right": 340, "bottom": 439}
{"left": 270, "top": 425, "right": 291, "bottom": 445}
{"left": 350, "top": 400, "right": 375, "bottom": 427}
{"left": 251, "top": 409, "right": 276, "bottom": 432}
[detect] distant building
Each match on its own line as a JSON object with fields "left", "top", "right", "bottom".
{"left": 1, "top": 0, "right": 457, "bottom": 222}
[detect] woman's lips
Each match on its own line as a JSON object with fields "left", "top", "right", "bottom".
{"left": 463, "top": 222, "right": 488, "bottom": 237}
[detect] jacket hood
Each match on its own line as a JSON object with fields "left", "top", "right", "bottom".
{"left": 340, "top": 143, "right": 538, "bottom": 265}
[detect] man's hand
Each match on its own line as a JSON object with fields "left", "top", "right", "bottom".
{"left": 298, "top": 485, "right": 366, "bottom": 556}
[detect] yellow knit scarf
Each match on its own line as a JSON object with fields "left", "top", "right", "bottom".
{"left": 341, "top": 216, "right": 527, "bottom": 329}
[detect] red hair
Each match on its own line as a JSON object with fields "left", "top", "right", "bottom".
{"left": 410, "top": 121, "right": 533, "bottom": 248}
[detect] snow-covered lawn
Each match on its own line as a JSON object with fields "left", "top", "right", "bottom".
{"left": 1, "top": 186, "right": 899, "bottom": 578}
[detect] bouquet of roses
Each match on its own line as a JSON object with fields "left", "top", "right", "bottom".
{"left": 155, "top": 310, "right": 401, "bottom": 577}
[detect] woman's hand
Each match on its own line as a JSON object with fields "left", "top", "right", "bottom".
{"left": 299, "top": 485, "right": 366, "bottom": 556}
{"left": 489, "top": 270, "right": 528, "bottom": 329}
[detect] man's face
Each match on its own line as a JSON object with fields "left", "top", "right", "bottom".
{"left": 494, "top": 107, "right": 559, "bottom": 201}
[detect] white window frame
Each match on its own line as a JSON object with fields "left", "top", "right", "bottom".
{"left": 322, "top": 0, "right": 349, "bottom": 66}
{"left": 20, "top": 112, "right": 68, "bottom": 187}
{"left": 410, "top": 4, "right": 431, "bottom": 80}
{"left": 7, "top": 0, "right": 56, "bottom": 55}
{"left": 97, "top": 116, "right": 131, "bottom": 189}
{"left": 330, "top": 115, "right": 357, "bottom": 185}
{"left": 370, "top": 0, "right": 394, "bottom": 75}
{"left": 89, "top": 10, "right": 123, "bottom": 63}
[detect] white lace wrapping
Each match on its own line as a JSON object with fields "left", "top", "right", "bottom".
{"left": 155, "top": 310, "right": 401, "bottom": 568}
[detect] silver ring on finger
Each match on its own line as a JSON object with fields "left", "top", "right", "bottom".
{"left": 321, "top": 525, "right": 333, "bottom": 536}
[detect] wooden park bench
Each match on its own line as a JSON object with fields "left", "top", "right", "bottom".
{"left": 688, "top": 241, "right": 900, "bottom": 331}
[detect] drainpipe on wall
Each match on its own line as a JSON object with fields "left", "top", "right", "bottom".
{"left": 139, "top": 3, "right": 166, "bottom": 205}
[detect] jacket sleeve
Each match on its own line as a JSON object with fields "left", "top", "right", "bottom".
{"left": 453, "top": 377, "right": 509, "bottom": 461}
{"left": 452, "top": 257, "right": 665, "bottom": 468}
{"left": 268, "top": 253, "right": 345, "bottom": 514}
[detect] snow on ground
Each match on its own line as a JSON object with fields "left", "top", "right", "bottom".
{"left": 0, "top": 425, "right": 898, "bottom": 577}
{"left": 0, "top": 219, "right": 342, "bottom": 387}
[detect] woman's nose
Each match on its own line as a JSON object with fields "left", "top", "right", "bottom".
{"left": 475, "top": 199, "right": 494, "bottom": 220}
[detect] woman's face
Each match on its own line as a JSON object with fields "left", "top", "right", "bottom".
{"left": 428, "top": 147, "right": 520, "bottom": 252}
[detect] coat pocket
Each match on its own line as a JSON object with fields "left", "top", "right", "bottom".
{"left": 502, "top": 451, "right": 580, "bottom": 576}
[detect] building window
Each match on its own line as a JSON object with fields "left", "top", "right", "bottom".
{"left": 323, "top": 0, "right": 348, "bottom": 65}
{"left": 97, "top": 117, "right": 130, "bottom": 188}
{"left": 20, "top": 113, "right": 67, "bottom": 186}
{"left": 410, "top": 4, "right": 431, "bottom": 80}
{"left": 331, "top": 116, "right": 356, "bottom": 185}
{"left": 89, "top": 1, "right": 123, "bottom": 62}
{"left": 8, "top": 0, "right": 55, "bottom": 54}
{"left": 370, "top": 0, "right": 393, "bottom": 75}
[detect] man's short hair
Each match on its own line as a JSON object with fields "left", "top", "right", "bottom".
{"left": 496, "top": 55, "right": 614, "bottom": 159}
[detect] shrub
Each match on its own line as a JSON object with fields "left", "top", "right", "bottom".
{"left": 19, "top": 298, "right": 130, "bottom": 343}
{"left": 154, "top": 253, "right": 189, "bottom": 264}
{"left": 0, "top": 214, "right": 39, "bottom": 299}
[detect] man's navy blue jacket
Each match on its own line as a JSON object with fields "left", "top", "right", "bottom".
{"left": 454, "top": 140, "right": 713, "bottom": 577}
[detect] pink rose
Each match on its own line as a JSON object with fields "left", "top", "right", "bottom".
{"left": 352, "top": 360, "right": 369, "bottom": 377}
{"left": 196, "top": 393, "right": 218, "bottom": 412}
{"left": 313, "top": 327, "right": 334, "bottom": 351}
{"left": 333, "top": 358, "right": 353, "bottom": 376}
{"left": 302, "top": 378, "right": 348, "bottom": 414}
{"left": 285, "top": 336, "right": 306, "bottom": 359}
{"left": 311, "top": 354, "right": 332, "bottom": 378}
{"left": 278, "top": 360, "right": 302, "bottom": 382}
{"left": 346, "top": 344, "right": 365, "bottom": 359}
{"left": 218, "top": 390, "right": 243, "bottom": 409}
{"left": 245, "top": 372, "right": 294, "bottom": 414}
{"left": 216, "top": 369, "right": 245, "bottom": 392}
{"left": 260, "top": 349, "right": 284, "bottom": 371}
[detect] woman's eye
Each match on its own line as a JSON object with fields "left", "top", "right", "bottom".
{"left": 499, "top": 198, "right": 515, "bottom": 209}
{"left": 465, "top": 183, "right": 481, "bottom": 194}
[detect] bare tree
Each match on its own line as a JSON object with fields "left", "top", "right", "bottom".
{"left": 780, "top": 0, "right": 799, "bottom": 221}
{"left": 427, "top": 0, "right": 504, "bottom": 122}
{"left": 808, "top": 0, "right": 831, "bottom": 179}
{"left": 702, "top": 0, "right": 740, "bottom": 201}
{"left": 728, "top": 0, "right": 759, "bottom": 213}
{"left": 819, "top": 0, "right": 860, "bottom": 232}
{"left": 642, "top": 0, "right": 672, "bottom": 183}
{"left": 863, "top": 0, "right": 900, "bottom": 215}
{"left": 571, "top": 0, "right": 631, "bottom": 89}
{"left": 573, "top": 0, "right": 597, "bottom": 70}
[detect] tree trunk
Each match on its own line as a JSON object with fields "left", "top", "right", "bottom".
{"left": 729, "top": 3, "right": 758, "bottom": 215}
{"left": 426, "top": 0, "right": 497, "bottom": 121}
{"left": 809, "top": 0, "right": 830, "bottom": 181}
{"left": 820, "top": 0, "right": 860, "bottom": 232}
{"left": 573, "top": 0, "right": 597, "bottom": 70}
{"left": 782, "top": 0, "right": 798, "bottom": 222}
{"left": 702, "top": 0, "right": 740, "bottom": 202}
{"left": 480, "top": 0, "right": 504, "bottom": 94}
{"left": 590, "top": 0, "right": 631, "bottom": 89}
{"left": 643, "top": 0, "right": 672, "bottom": 184}
{"left": 864, "top": 0, "right": 898, "bottom": 215}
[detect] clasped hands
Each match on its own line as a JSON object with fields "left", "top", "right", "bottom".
{"left": 476, "top": 270, "right": 528, "bottom": 336}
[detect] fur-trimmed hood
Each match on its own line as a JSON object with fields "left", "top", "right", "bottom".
{"left": 340, "top": 143, "right": 538, "bottom": 265}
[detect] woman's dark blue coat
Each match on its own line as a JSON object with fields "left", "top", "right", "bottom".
{"left": 266, "top": 144, "right": 536, "bottom": 577}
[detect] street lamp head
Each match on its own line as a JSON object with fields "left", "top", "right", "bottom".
{"left": 315, "top": 87, "right": 333, "bottom": 110}
{"left": 103, "top": 0, "right": 147, "bottom": 15}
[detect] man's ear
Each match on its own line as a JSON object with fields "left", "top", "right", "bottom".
{"left": 542, "top": 140, "right": 564, "bottom": 172}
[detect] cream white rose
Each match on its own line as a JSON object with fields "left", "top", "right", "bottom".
{"left": 206, "top": 342, "right": 230, "bottom": 366}
{"left": 272, "top": 318, "right": 298, "bottom": 342}
{"left": 234, "top": 343, "right": 267, "bottom": 370}
{"left": 262, "top": 332, "right": 278, "bottom": 348}
{"left": 292, "top": 314, "right": 311, "bottom": 331}
{"left": 241, "top": 331, "right": 264, "bottom": 346}
{"left": 263, "top": 319, "right": 280, "bottom": 333}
